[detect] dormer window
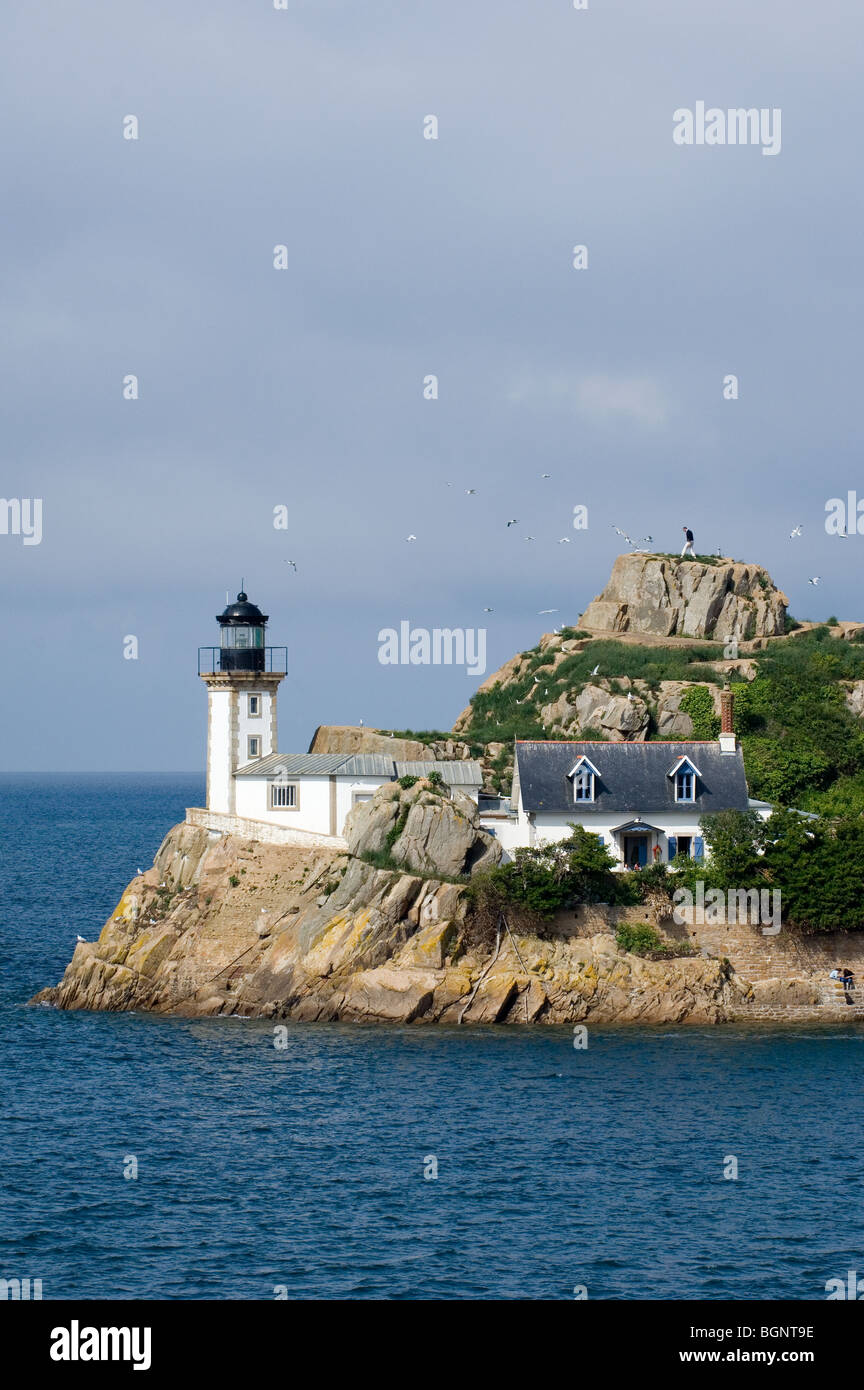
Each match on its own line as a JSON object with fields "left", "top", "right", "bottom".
{"left": 568, "top": 755, "right": 601, "bottom": 805}
{"left": 574, "top": 769, "right": 594, "bottom": 801}
{"left": 675, "top": 768, "right": 695, "bottom": 802}
{"left": 668, "top": 755, "right": 701, "bottom": 802}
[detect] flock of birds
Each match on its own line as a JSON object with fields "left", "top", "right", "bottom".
{"left": 276, "top": 476, "right": 835, "bottom": 642}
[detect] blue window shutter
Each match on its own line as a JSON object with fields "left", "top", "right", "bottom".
{"left": 596, "top": 834, "right": 604, "bottom": 848}
{"left": 638, "top": 840, "right": 648, "bottom": 867}
{"left": 667, "top": 836, "right": 677, "bottom": 861}
{"left": 694, "top": 836, "right": 705, "bottom": 860}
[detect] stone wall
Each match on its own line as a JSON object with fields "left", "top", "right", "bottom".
{"left": 185, "top": 807, "right": 346, "bottom": 850}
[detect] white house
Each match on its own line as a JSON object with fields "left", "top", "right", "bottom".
{"left": 479, "top": 691, "right": 772, "bottom": 867}
{"left": 191, "top": 590, "right": 482, "bottom": 844}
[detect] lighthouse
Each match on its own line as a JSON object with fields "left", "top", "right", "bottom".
{"left": 198, "top": 590, "right": 287, "bottom": 815}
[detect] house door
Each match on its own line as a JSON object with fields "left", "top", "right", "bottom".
{"left": 622, "top": 835, "right": 648, "bottom": 868}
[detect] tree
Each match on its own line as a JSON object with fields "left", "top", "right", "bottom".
{"left": 698, "top": 809, "right": 765, "bottom": 887}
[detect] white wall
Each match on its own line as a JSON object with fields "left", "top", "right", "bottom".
{"left": 186, "top": 806, "right": 345, "bottom": 850}
{"left": 235, "top": 774, "right": 479, "bottom": 837}
{"left": 236, "top": 687, "right": 277, "bottom": 767}
{"left": 206, "top": 689, "right": 233, "bottom": 814}
{"left": 234, "top": 774, "right": 334, "bottom": 834}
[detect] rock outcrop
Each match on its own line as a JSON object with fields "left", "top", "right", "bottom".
{"left": 580, "top": 554, "right": 787, "bottom": 641}
{"left": 344, "top": 779, "right": 502, "bottom": 878}
{"left": 31, "top": 818, "right": 742, "bottom": 1025}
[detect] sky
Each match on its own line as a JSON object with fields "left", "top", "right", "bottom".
{"left": 2, "top": 0, "right": 862, "bottom": 770}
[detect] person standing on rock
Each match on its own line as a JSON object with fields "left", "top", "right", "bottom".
{"left": 681, "top": 526, "right": 695, "bottom": 558}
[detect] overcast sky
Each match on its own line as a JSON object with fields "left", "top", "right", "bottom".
{"left": 3, "top": 0, "right": 862, "bottom": 770}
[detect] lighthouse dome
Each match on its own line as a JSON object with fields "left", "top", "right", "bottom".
{"left": 217, "top": 591, "right": 268, "bottom": 625}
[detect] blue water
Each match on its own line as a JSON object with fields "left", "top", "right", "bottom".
{"left": 2, "top": 774, "right": 863, "bottom": 1300}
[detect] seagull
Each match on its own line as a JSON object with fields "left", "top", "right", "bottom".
{"left": 76, "top": 934, "right": 86, "bottom": 943}
{"left": 540, "top": 472, "right": 551, "bottom": 478}
{"left": 136, "top": 868, "right": 143, "bottom": 876}
{"left": 558, "top": 537, "right": 571, "bottom": 544}
{"left": 538, "top": 608, "right": 559, "bottom": 614}
{"left": 465, "top": 488, "right": 477, "bottom": 495}
{"left": 405, "top": 534, "right": 417, "bottom": 542}
{"left": 639, "top": 535, "right": 653, "bottom": 545}
{"left": 836, "top": 528, "right": 849, "bottom": 539}
{"left": 483, "top": 607, "right": 494, "bottom": 612}
{"left": 590, "top": 664, "right": 600, "bottom": 676}
{"left": 789, "top": 525, "right": 803, "bottom": 539}
{"left": 524, "top": 535, "right": 535, "bottom": 541}
{"left": 283, "top": 559, "right": 298, "bottom": 571}
{"left": 506, "top": 519, "right": 519, "bottom": 527}
{"left": 612, "top": 525, "right": 626, "bottom": 536}
{"left": 808, "top": 576, "right": 821, "bottom": 585}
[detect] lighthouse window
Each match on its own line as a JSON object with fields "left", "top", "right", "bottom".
{"left": 248, "top": 695, "right": 261, "bottom": 717}
{"left": 247, "top": 736, "right": 261, "bottom": 759}
{"left": 270, "top": 782, "right": 298, "bottom": 810}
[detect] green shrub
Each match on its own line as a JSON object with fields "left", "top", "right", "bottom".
{"left": 679, "top": 685, "right": 721, "bottom": 739}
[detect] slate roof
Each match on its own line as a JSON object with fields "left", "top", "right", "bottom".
{"left": 235, "top": 752, "right": 483, "bottom": 785}
{"left": 513, "top": 740, "right": 750, "bottom": 815}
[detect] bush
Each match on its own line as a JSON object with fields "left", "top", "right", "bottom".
{"left": 679, "top": 685, "right": 721, "bottom": 739}
{"left": 614, "top": 922, "right": 695, "bottom": 957}
{"left": 397, "top": 775, "right": 418, "bottom": 789}
{"left": 761, "top": 809, "right": 864, "bottom": 931}
{"left": 465, "top": 825, "right": 631, "bottom": 935}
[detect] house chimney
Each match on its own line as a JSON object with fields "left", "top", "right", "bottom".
{"left": 718, "top": 684, "right": 736, "bottom": 753}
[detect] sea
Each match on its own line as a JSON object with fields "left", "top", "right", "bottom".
{"left": 1, "top": 773, "right": 863, "bottom": 1301}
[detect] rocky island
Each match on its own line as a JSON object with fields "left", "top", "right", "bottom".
{"left": 33, "top": 554, "right": 864, "bottom": 1026}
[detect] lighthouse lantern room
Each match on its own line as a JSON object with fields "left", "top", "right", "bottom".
{"left": 199, "top": 590, "right": 287, "bottom": 815}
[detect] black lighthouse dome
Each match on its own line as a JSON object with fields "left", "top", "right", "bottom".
{"left": 216, "top": 589, "right": 268, "bottom": 671}
{"left": 216, "top": 591, "right": 269, "bottom": 626}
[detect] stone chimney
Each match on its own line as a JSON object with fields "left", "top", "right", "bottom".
{"left": 718, "top": 684, "right": 736, "bottom": 754}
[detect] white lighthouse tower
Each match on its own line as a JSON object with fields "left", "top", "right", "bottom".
{"left": 199, "top": 589, "right": 286, "bottom": 814}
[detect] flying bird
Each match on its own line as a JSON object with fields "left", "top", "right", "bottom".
{"left": 483, "top": 607, "right": 494, "bottom": 612}
{"left": 538, "top": 609, "right": 559, "bottom": 614}
{"left": 808, "top": 576, "right": 821, "bottom": 585}
{"left": 558, "top": 537, "right": 571, "bottom": 544}
{"left": 590, "top": 664, "right": 600, "bottom": 676}
{"left": 405, "top": 534, "right": 417, "bottom": 542}
{"left": 524, "top": 535, "right": 535, "bottom": 541}
{"left": 540, "top": 472, "right": 551, "bottom": 478}
{"left": 789, "top": 525, "right": 803, "bottom": 539}
{"left": 283, "top": 559, "right": 298, "bottom": 571}
{"left": 506, "top": 519, "right": 519, "bottom": 527}
{"left": 465, "top": 488, "right": 477, "bottom": 495}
